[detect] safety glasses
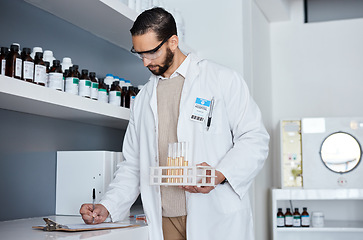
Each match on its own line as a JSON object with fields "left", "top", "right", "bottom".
{"left": 131, "top": 35, "right": 173, "bottom": 60}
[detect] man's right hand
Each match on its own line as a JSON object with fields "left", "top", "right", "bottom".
{"left": 80, "top": 203, "right": 109, "bottom": 224}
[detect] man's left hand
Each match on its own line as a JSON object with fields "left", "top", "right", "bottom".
{"left": 180, "top": 162, "right": 226, "bottom": 194}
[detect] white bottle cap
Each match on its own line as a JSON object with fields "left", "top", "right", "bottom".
{"left": 31, "top": 47, "right": 43, "bottom": 59}
{"left": 43, "top": 50, "right": 54, "bottom": 57}
{"left": 61, "top": 57, "right": 73, "bottom": 72}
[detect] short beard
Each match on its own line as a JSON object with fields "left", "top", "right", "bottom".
{"left": 148, "top": 47, "right": 174, "bottom": 76}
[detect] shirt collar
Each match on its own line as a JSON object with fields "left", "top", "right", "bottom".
{"left": 159, "top": 54, "right": 191, "bottom": 80}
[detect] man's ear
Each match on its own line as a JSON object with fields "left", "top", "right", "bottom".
{"left": 168, "top": 35, "right": 179, "bottom": 51}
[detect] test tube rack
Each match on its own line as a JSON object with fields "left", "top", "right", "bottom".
{"left": 149, "top": 165, "right": 216, "bottom": 187}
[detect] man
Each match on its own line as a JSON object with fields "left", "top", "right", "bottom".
{"left": 80, "top": 7, "right": 269, "bottom": 240}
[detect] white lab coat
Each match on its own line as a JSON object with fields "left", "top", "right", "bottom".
{"left": 100, "top": 53, "right": 269, "bottom": 240}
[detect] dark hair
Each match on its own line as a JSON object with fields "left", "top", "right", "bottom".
{"left": 130, "top": 7, "right": 177, "bottom": 41}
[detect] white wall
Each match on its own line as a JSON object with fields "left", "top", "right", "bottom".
{"left": 161, "top": 0, "right": 245, "bottom": 84}
{"left": 270, "top": 0, "right": 363, "bottom": 187}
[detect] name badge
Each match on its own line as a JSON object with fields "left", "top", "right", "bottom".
{"left": 190, "top": 97, "right": 211, "bottom": 123}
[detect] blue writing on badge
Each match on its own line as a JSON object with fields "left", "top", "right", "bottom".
{"left": 195, "top": 98, "right": 211, "bottom": 107}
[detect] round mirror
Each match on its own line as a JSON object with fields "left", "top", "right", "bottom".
{"left": 320, "top": 132, "right": 361, "bottom": 173}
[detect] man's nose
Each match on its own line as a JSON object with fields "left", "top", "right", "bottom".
{"left": 142, "top": 57, "right": 151, "bottom": 67}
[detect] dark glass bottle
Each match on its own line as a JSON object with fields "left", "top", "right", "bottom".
{"left": 65, "top": 66, "right": 79, "bottom": 95}
{"left": 285, "top": 208, "right": 293, "bottom": 227}
{"left": 89, "top": 72, "right": 98, "bottom": 100}
{"left": 21, "top": 47, "right": 34, "bottom": 82}
{"left": 301, "top": 207, "right": 310, "bottom": 227}
{"left": 79, "top": 69, "right": 91, "bottom": 98}
{"left": 0, "top": 47, "right": 9, "bottom": 75}
{"left": 98, "top": 78, "right": 108, "bottom": 103}
{"left": 277, "top": 208, "right": 285, "bottom": 227}
{"left": 125, "top": 86, "right": 136, "bottom": 109}
{"left": 293, "top": 208, "right": 301, "bottom": 227}
{"left": 73, "top": 64, "right": 81, "bottom": 78}
{"left": 49, "top": 60, "right": 63, "bottom": 91}
{"left": 121, "top": 86, "right": 128, "bottom": 107}
{"left": 109, "top": 81, "right": 121, "bottom": 106}
{"left": 5, "top": 44, "right": 22, "bottom": 79}
{"left": 33, "top": 52, "right": 47, "bottom": 86}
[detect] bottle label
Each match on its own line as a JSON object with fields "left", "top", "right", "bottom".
{"left": 301, "top": 215, "right": 310, "bottom": 226}
{"left": 98, "top": 89, "right": 108, "bottom": 103}
{"left": 277, "top": 216, "right": 285, "bottom": 227}
{"left": 91, "top": 82, "right": 99, "bottom": 100}
{"left": 109, "top": 91, "right": 121, "bottom": 105}
{"left": 1, "top": 59, "right": 5, "bottom": 75}
{"left": 79, "top": 79, "right": 91, "bottom": 97}
{"left": 65, "top": 77, "right": 79, "bottom": 95}
{"left": 23, "top": 61, "right": 34, "bottom": 80}
{"left": 34, "top": 65, "right": 46, "bottom": 84}
{"left": 130, "top": 95, "right": 136, "bottom": 109}
{"left": 15, "top": 58, "right": 22, "bottom": 77}
{"left": 285, "top": 216, "right": 293, "bottom": 226}
{"left": 293, "top": 216, "right": 301, "bottom": 227}
{"left": 49, "top": 72, "right": 64, "bottom": 91}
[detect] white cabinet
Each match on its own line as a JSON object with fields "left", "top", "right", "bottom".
{"left": 272, "top": 189, "right": 363, "bottom": 240}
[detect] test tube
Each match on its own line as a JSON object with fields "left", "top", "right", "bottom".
{"left": 167, "top": 143, "right": 173, "bottom": 183}
{"left": 172, "top": 142, "right": 178, "bottom": 183}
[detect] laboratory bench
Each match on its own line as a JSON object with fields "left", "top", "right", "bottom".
{"left": 0, "top": 215, "right": 148, "bottom": 240}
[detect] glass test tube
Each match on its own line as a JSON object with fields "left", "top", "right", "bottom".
{"left": 167, "top": 143, "right": 173, "bottom": 183}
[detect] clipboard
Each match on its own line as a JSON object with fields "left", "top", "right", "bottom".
{"left": 32, "top": 218, "right": 139, "bottom": 232}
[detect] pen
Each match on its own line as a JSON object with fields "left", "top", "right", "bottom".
{"left": 92, "top": 188, "right": 96, "bottom": 223}
{"left": 206, "top": 97, "right": 215, "bottom": 131}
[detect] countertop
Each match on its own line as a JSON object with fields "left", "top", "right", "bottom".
{"left": 0, "top": 215, "right": 148, "bottom": 240}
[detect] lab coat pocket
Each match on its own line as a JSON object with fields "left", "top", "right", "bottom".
{"left": 214, "top": 184, "right": 244, "bottom": 214}
{"left": 197, "top": 102, "right": 224, "bottom": 134}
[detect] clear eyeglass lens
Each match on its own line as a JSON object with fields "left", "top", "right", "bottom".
{"left": 139, "top": 49, "right": 163, "bottom": 60}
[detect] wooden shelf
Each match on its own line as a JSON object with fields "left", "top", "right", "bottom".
{"left": 0, "top": 75, "right": 130, "bottom": 129}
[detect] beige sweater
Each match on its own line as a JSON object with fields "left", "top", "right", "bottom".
{"left": 157, "top": 74, "right": 186, "bottom": 217}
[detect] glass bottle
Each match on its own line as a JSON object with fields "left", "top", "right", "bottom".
{"left": 121, "top": 86, "right": 128, "bottom": 107}
{"left": 5, "top": 44, "right": 22, "bottom": 79}
{"left": 277, "top": 208, "right": 285, "bottom": 227}
{"left": 33, "top": 52, "right": 47, "bottom": 86}
{"left": 301, "top": 207, "right": 310, "bottom": 227}
{"left": 98, "top": 78, "right": 109, "bottom": 103}
{"left": 48, "top": 60, "right": 63, "bottom": 91}
{"left": 21, "top": 47, "right": 34, "bottom": 82}
{"left": 125, "top": 86, "right": 136, "bottom": 109}
{"left": 65, "top": 66, "right": 79, "bottom": 95}
{"left": 79, "top": 69, "right": 91, "bottom": 98}
{"left": 109, "top": 81, "right": 122, "bottom": 106}
{"left": 89, "top": 72, "right": 99, "bottom": 100}
{"left": 44, "top": 61, "right": 50, "bottom": 87}
{"left": 293, "top": 208, "right": 301, "bottom": 227}
{"left": 73, "top": 64, "right": 81, "bottom": 78}
{"left": 284, "top": 208, "right": 293, "bottom": 227}
{"left": 0, "top": 47, "right": 9, "bottom": 75}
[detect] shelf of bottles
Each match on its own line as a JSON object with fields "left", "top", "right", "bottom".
{"left": 272, "top": 188, "right": 363, "bottom": 238}
{"left": 0, "top": 75, "right": 130, "bottom": 129}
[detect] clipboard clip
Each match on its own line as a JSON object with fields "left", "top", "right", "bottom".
{"left": 43, "top": 218, "right": 69, "bottom": 231}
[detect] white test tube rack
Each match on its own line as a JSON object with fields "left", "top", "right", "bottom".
{"left": 150, "top": 165, "right": 216, "bottom": 187}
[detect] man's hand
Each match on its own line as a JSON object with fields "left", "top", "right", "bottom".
{"left": 180, "top": 162, "right": 226, "bottom": 194}
{"left": 80, "top": 203, "right": 109, "bottom": 224}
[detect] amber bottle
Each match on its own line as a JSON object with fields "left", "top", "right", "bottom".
{"left": 33, "top": 52, "right": 47, "bottom": 86}
{"left": 21, "top": 48, "right": 34, "bottom": 82}
{"left": 5, "top": 44, "right": 22, "bottom": 79}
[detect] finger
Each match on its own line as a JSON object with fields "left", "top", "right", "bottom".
{"left": 80, "top": 204, "right": 93, "bottom": 214}
{"left": 196, "top": 186, "right": 214, "bottom": 194}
